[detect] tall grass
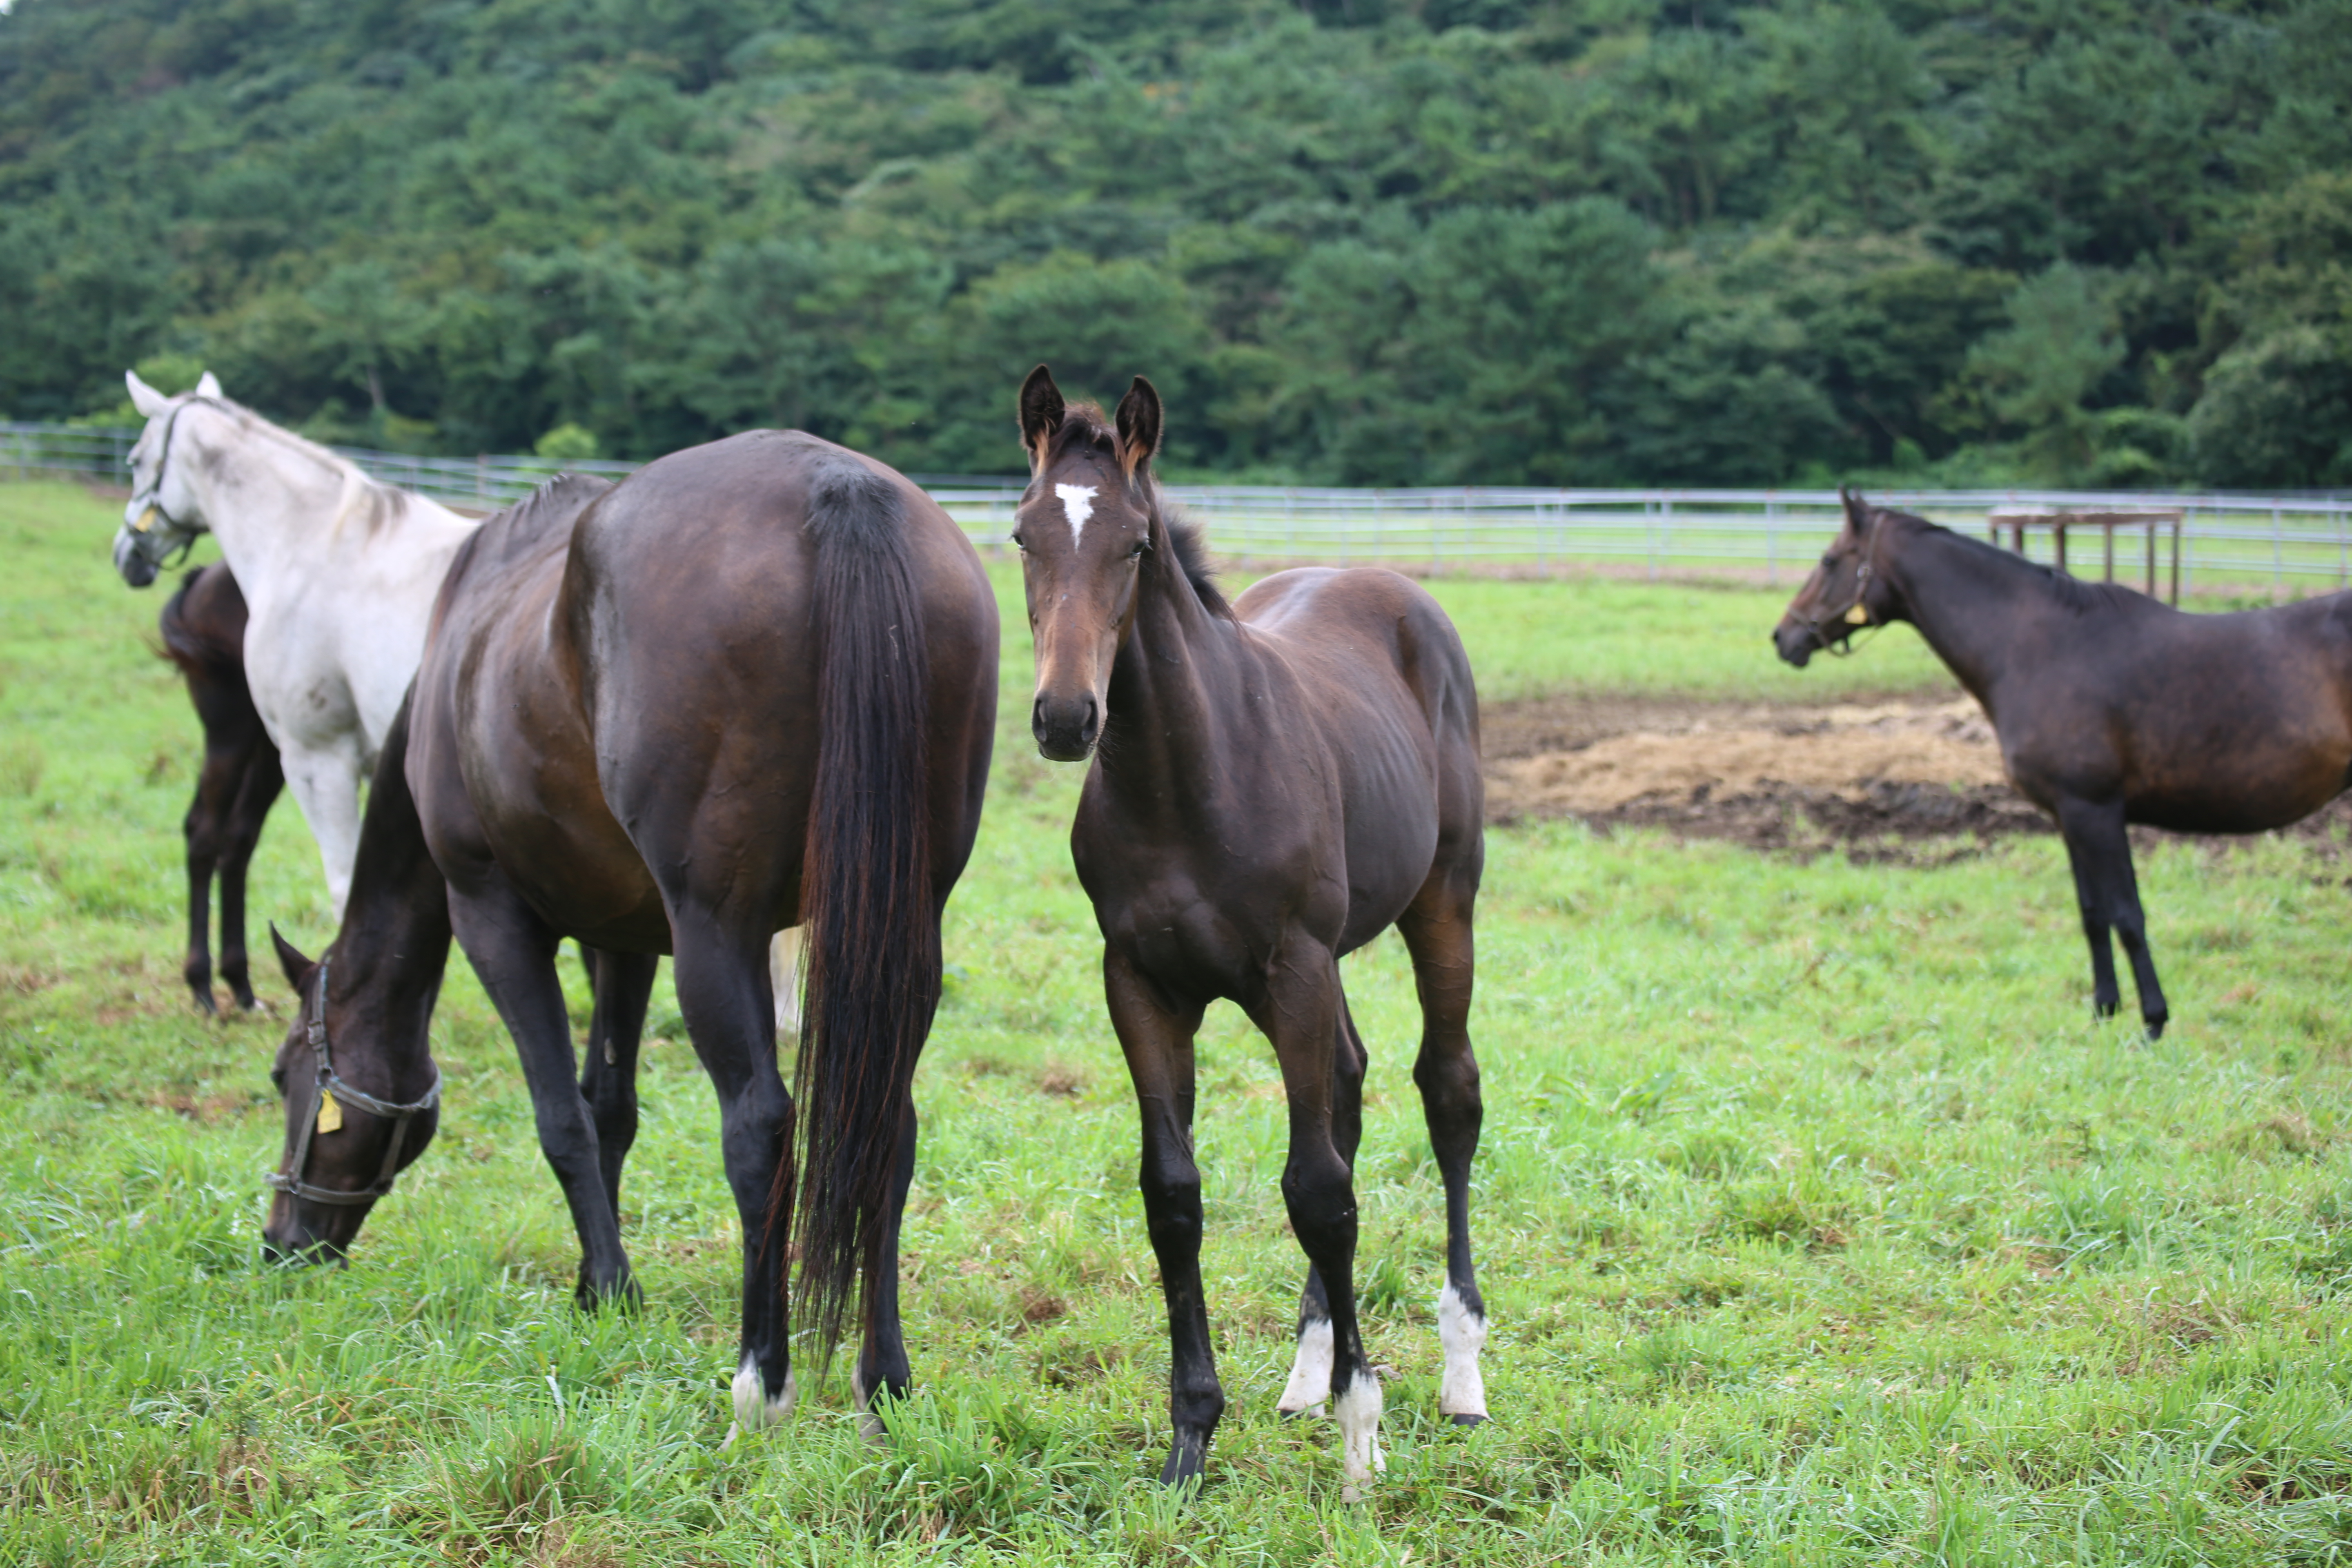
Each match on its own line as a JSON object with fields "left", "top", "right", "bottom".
{"left": 4, "top": 480, "right": 2350, "bottom": 1563}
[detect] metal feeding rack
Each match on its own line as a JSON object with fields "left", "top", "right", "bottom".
{"left": 1986, "top": 506, "right": 2183, "bottom": 605}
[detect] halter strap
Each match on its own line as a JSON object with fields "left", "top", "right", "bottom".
{"left": 264, "top": 957, "right": 443, "bottom": 1208}
{"left": 126, "top": 397, "right": 218, "bottom": 568}
{"left": 1796, "top": 508, "right": 1894, "bottom": 658}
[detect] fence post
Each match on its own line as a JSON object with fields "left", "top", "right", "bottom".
{"left": 2274, "top": 505, "right": 2284, "bottom": 601}
{"left": 1766, "top": 495, "right": 1778, "bottom": 586}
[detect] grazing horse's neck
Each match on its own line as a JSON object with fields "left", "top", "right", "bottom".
{"left": 1886, "top": 521, "right": 2074, "bottom": 706}
{"left": 331, "top": 739, "right": 453, "bottom": 1096}
{"left": 1095, "top": 521, "right": 1244, "bottom": 816}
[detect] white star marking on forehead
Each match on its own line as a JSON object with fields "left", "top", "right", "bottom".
{"left": 1054, "top": 483, "right": 1097, "bottom": 547}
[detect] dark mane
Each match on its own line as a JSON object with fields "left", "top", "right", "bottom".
{"left": 1879, "top": 505, "right": 2140, "bottom": 614}
{"left": 1047, "top": 404, "right": 1229, "bottom": 618}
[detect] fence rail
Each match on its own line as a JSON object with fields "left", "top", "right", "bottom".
{"left": 12, "top": 420, "right": 2352, "bottom": 595}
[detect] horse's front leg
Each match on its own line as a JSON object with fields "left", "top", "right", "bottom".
{"left": 217, "top": 742, "right": 283, "bottom": 1012}
{"left": 449, "top": 882, "right": 635, "bottom": 1306}
{"left": 1248, "top": 934, "right": 1382, "bottom": 1498}
{"left": 2057, "top": 795, "right": 2169, "bottom": 1038}
{"left": 1279, "top": 998, "right": 1366, "bottom": 1420}
{"left": 667, "top": 909, "right": 796, "bottom": 1439}
{"left": 276, "top": 736, "right": 366, "bottom": 920}
{"left": 180, "top": 767, "right": 223, "bottom": 1013}
{"left": 1105, "top": 947, "right": 1218, "bottom": 1486}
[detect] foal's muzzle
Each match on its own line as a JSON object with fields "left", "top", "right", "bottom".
{"left": 1033, "top": 693, "right": 1101, "bottom": 762}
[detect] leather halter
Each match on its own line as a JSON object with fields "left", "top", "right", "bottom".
{"left": 265, "top": 958, "right": 443, "bottom": 1208}
{"left": 125, "top": 396, "right": 216, "bottom": 570}
{"left": 1793, "top": 509, "right": 1893, "bottom": 658}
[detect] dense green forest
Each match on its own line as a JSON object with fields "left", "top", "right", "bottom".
{"left": 2, "top": 0, "right": 2349, "bottom": 486}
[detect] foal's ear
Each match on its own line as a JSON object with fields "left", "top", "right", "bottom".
{"left": 1114, "top": 376, "right": 1163, "bottom": 481}
{"left": 270, "top": 923, "right": 316, "bottom": 992}
{"left": 1019, "top": 365, "right": 1065, "bottom": 471}
{"left": 194, "top": 370, "right": 223, "bottom": 399}
{"left": 1840, "top": 487, "right": 1872, "bottom": 535}
{"left": 125, "top": 370, "right": 170, "bottom": 420}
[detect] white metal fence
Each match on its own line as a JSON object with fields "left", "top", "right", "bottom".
{"left": 12, "top": 419, "right": 2352, "bottom": 595}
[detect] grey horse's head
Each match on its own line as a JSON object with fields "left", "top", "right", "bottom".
{"left": 113, "top": 368, "right": 224, "bottom": 588}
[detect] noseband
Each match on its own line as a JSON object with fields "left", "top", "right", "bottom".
{"left": 265, "top": 958, "right": 443, "bottom": 1208}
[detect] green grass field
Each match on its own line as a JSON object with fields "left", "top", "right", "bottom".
{"left": 4, "top": 478, "right": 2351, "bottom": 1565}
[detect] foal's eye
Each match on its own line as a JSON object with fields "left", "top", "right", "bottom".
{"left": 1011, "top": 532, "right": 1027, "bottom": 552}
{"left": 270, "top": 1066, "right": 285, "bottom": 1094}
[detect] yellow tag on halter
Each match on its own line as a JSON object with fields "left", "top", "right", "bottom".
{"left": 133, "top": 504, "right": 160, "bottom": 534}
{"left": 316, "top": 1088, "right": 344, "bottom": 1134}
{"left": 1844, "top": 604, "right": 1870, "bottom": 626}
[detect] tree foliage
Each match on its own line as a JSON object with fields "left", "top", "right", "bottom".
{"left": 3, "top": 0, "right": 2348, "bottom": 486}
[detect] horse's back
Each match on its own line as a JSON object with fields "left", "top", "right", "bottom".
{"left": 1233, "top": 566, "right": 1483, "bottom": 941}
{"left": 565, "top": 431, "right": 998, "bottom": 920}
{"left": 2006, "top": 587, "right": 2352, "bottom": 830}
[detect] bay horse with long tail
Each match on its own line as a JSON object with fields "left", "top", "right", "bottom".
{"left": 1013, "top": 367, "right": 1489, "bottom": 1496}
{"left": 260, "top": 444, "right": 998, "bottom": 1440}
{"left": 158, "top": 564, "right": 283, "bottom": 1013}
{"left": 1776, "top": 490, "right": 2352, "bottom": 1038}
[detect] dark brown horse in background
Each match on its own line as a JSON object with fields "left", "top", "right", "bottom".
{"left": 1776, "top": 490, "right": 2352, "bottom": 1038}
{"left": 1014, "top": 368, "right": 1489, "bottom": 1496}
{"left": 158, "top": 565, "right": 283, "bottom": 1013}
{"left": 261, "top": 442, "right": 998, "bottom": 1440}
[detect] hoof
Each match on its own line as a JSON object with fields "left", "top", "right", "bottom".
{"left": 726, "top": 1358, "right": 797, "bottom": 1445}
{"left": 1278, "top": 1402, "right": 1327, "bottom": 1421}
{"left": 1157, "top": 1437, "right": 1209, "bottom": 1488}
{"left": 2143, "top": 1019, "right": 2167, "bottom": 1042}
{"left": 1449, "top": 1412, "right": 1486, "bottom": 1428}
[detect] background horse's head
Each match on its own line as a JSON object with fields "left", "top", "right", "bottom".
{"left": 1773, "top": 489, "right": 1901, "bottom": 667}
{"left": 114, "top": 368, "right": 225, "bottom": 588}
{"left": 1012, "top": 364, "right": 1166, "bottom": 761}
{"left": 260, "top": 928, "right": 441, "bottom": 1265}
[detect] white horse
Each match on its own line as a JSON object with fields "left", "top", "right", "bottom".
{"left": 113, "top": 372, "right": 479, "bottom": 918}
{"left": 111, "top": 370, "right": 808, "bottom": 1029}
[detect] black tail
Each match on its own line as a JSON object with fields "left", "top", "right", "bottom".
{"left": 156, "top": 565, "right": 241, "bottom": 685}
{"left": 778, "top": 455, "right": 936, "bottom": 1358}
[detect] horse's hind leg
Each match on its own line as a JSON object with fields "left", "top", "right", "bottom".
{"left": 1397, "top": 874, "right": 1488, "bottom": 1425}
{"left": 577, "top": 945, "right": 659, "bottom": 1218}
{"left": 2058, "top": 795, "right": 2169, "bottom": 1038}
{"left": 853, "top": 1098, "right": 920, "bottom": 1439}
{"left": 666, "top": 908, "right": 796, "bottom": 1438}
{"left": 1104, "top": 947, "right": 1220, "bottom": 1485}
{"left": 1278, "top": 997, "right": 1367, "bottom": 1420}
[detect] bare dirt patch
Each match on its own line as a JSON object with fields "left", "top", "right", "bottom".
{"left": 1485, "top": 691, "right": 2352, "bottom": 862}
{"left": 1485, "top": 691, "right": 2041, "bottom": 860}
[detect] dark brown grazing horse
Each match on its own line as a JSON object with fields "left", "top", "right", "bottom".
{"left": 261, "top": 443, "right": 998, "bottom": 1440}
{"left": 1776, "top": 490, "right": 2352, "bottom": 1038}
{"left": 1013, "top": 367, "right": 1489, "bottom": 1496}
{"left": 158, "top": 565, "right": 283, "bottom": 1013}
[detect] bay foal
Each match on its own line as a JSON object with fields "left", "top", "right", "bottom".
{"left": 158, "top": 564, "right": 283, "bottom": 1012}
{"left": 1777, "top": 490, "right": 2352, "bottom": 1038}
{"left": 1013, "top": 368, "right": 1489, "bottom": 1494}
